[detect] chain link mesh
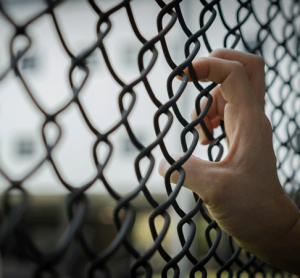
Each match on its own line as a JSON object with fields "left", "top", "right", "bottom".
{"left": 0, "top": 0, "right": 300, "bottom": 277}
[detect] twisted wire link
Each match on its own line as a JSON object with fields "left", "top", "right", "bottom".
{"left": 0, "top": 0, "right": 299, "bottom": 277}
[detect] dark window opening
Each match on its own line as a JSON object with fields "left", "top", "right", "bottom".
{"left": 21, "top": 56, "right": 36, "bottom": 70}
{"left": 16, "top": 138, "right": 35, "bottom": 157}
{"left": 121, "top": 133, "right": 145, "bottom": 154}
{"left": 121, "top": 43, "right": 140, "bottom": 67}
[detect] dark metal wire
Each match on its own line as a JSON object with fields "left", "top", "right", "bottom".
{"left": 0, "top": 0, "right": 299, "bottom": 277}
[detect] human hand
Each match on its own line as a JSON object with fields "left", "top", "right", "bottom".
{"left": 159, "top": 49, "right": 300, "bottom": 273}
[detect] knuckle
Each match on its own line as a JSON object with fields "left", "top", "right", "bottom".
{"left": 230, "top": 61, "right": 245, "bottom": 72}
{"left": 254, "top": 55, "right": 265, "bottom": 69}
{"left": 210, "top": 48, "right": 225, "bottom": 58}
{"left": 247, "top": 54, "right": 265, "bottom": 74}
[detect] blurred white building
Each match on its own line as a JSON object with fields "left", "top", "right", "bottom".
{"left": 0, "top": 0, "right": 278, "bottom": 196}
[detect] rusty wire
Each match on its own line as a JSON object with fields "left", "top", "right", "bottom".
{"left": 0, "top": 0, "right": 300, "bottom": 277}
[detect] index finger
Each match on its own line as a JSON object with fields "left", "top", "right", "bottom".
{"left": 210, "top": 49, "right": 266, "bottom": 108}
{"left": 191, "top": 57, "right": 257, "bottom": 107}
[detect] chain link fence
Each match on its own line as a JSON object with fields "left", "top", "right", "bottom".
{"left": 0, "top": 0, "right": 300, "bottom": 277}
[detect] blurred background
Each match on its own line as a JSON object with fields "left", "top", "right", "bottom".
{"left": 1, "top": 0, "right": 298, "bottom": 277}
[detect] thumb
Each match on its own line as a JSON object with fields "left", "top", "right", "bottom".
{"left": 159, "top": 154, "right": 218, "bottom": 202}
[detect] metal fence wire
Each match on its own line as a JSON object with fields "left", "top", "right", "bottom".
{"left": 1, "top": 0, "right": 300, "bottom": 277}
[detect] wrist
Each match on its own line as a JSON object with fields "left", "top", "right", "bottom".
{"left": 236, "top": 195, "right": 300, "bottom": 274}
{"left": 259, "top": 215, "right": 300, "bottom": 274}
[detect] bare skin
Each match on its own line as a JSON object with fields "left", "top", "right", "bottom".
{"left": 158, "top": 49, "right": 300, "bottom": 274}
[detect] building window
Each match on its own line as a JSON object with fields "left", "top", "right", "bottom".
{"left": 21, "top": 55, "right": 36, "bottom": 70}
{"left": 121, "top": 133, "right": 145, "bottom": 154}
{"left": 123, "top": 137, "right": 135, "bottom": 153}
{"left": 16, "top": 138, "right": 35, "bottom": 157}
{"left": 121, "top": 43, "right": 140, "bottom": 67}
{"left": 169, "top": 41, "right": 183, "bottom": 62}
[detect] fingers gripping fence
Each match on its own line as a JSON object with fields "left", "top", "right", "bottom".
{"left": 0, "top": 0, "right": 299, "bottom": 277}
